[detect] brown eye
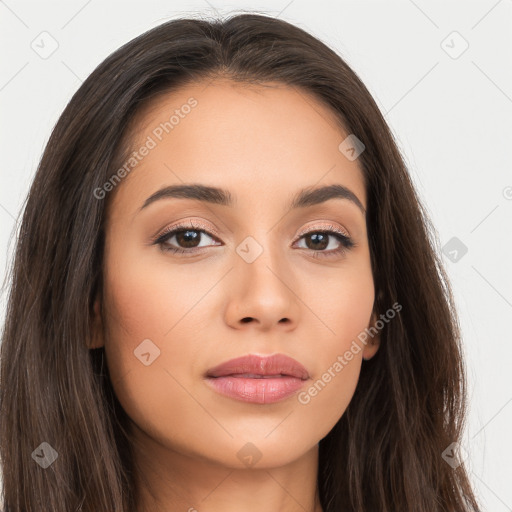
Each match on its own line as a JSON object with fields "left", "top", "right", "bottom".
{"left": 302, "top": 232, "right": 330, "bottom": 250}
{"left": 153, "top": 221, "right": 222, "bottom": 254}
{"left": 294, "top": 228, "right": 355, "bottom": 258}
{"left": 171, "top": 229, "right": 202, "bottom": 249}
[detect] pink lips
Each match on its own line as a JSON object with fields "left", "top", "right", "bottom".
{"left": 205, "top": 353, "right": 310, "bottom": 404}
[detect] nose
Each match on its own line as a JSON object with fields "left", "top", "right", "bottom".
{"left": 224, "top": 242, "right": 301, "bottom": 332}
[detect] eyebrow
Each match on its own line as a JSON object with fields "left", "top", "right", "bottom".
{"left": 139, "top": 183, "right": 366, "bottom": 214}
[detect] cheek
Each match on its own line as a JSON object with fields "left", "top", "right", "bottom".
{"left": 300, "top": 253, "right": 375, "bottom": 350}
{"left": 290, "top": 256, "right": 374, "bottom": 428}
{"left": 102, "top": 239, "right": 212, "bottom": 353}
{"left": 100, "top": 245, "right": 214, "bottom": 439}
{"left": 295, "top": 355, "right": 362, "bottom": 444}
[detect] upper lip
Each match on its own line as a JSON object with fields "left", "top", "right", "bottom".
{"left": 206, "top": 353, "right": 310, "bottom": 380}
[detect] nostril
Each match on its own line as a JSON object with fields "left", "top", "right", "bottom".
{"left": 241, "top": 317, "right": 253, "bottom": 323}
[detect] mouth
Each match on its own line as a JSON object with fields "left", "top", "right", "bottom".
{"left": 205, "top": 353, "right": 310, "bottom": 404}
{"left": 222, "top": 373, "right": 295, "bottom": 379}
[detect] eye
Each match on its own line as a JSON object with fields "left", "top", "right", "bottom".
{"left": 153, "top": 221, "right": 221, "bottom": 254}
{"left": 293, "top": 225, "right": 355, "bottom": 258}
{"left": 152, "top": 221, "right": 356, "bottom": 258}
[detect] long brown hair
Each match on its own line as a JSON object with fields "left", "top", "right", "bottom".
{"left": 0, "top": 12, "right": 481, "bottom": 512}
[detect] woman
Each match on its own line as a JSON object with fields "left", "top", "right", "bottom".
{"left": 0, "top": 13, "right": 481, "bottom": 512}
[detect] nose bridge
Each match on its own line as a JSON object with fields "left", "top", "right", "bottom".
{"left": 226, "top": 226, "right": 300, "bottom": 329}
{"left": 235, "top": 228, "right": 288, "bottom": 291}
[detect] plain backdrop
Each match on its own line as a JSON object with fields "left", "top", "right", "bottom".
{"left": 0, "top": 1, "right": 511, "bottom": 510}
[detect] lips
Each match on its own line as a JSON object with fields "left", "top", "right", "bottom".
{"left": 206, "top": 353, "right": 310, "bottom": 380}
{"left": 205, "top": 353, "right": 310, "bottom": 404}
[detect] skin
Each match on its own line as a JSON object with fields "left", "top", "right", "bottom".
{"left": 91, "top": 78, "right": 380, "bottom": 512}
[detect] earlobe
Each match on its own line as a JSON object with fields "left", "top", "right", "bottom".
{"left": 362, "top": 310, "right": 381, "bottom": 361}
{"left": 89, "top": 297, "right": 105, "bottom": 349}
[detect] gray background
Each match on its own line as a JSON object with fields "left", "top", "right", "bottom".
{"left": 1, "top": 0, "right": 511, "bottom": 509}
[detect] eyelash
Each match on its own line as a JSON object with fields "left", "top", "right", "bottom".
{"left": 152, "top": 221, "right": 356, "bottom": 259}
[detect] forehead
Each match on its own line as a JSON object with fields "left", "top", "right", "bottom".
{"left": 110, "top": 78, "right": 367, "bottom": 217}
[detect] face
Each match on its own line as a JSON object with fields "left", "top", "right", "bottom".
{"left": 91, "top": 78, "right": 380, "bottom": 470}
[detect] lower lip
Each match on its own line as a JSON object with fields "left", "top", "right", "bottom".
{"left": 205, "top": 376, "right": 306, "bottom": 404}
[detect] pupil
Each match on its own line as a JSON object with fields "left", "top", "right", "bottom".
{"left": 177, "top": 230, "right": 199, "bottom": 248}
{"left": 308, "top": 233, "right": 328, "bottom": 250}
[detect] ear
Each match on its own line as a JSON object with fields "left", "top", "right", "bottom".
{"left": 89, "top": 296, "right": 105, "bottom": 349}
{"left": 362, "top": 309, "right": 381, "bottom": 361}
